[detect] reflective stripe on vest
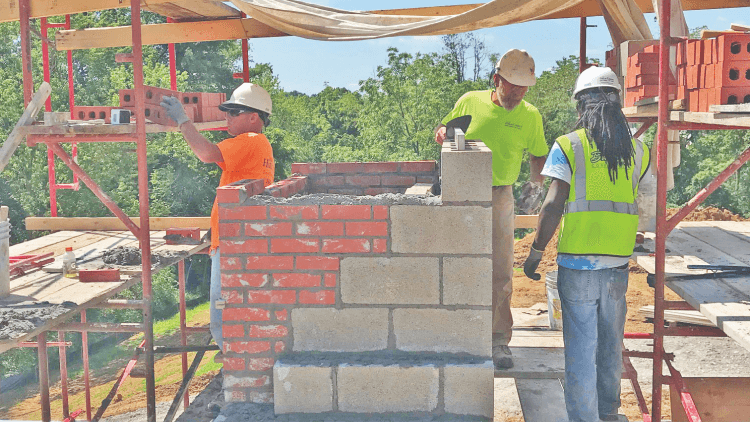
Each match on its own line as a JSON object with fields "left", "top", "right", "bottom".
{"left": 565, "top": 130, "right": 644, "bottom": 216}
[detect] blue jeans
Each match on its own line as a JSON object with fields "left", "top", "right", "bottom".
{"left": 210, "top": 248, "right": 223, "bottom": 351}
{"left": 557, "top": 265, "right": 629, "bottom": 422}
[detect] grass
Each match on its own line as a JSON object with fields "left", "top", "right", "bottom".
{"left": 0, "top": 301, "right": 218, "bottom": 421}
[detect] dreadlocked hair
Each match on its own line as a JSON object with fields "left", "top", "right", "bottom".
{"left": 574, "top": 87, "right": 634, "bottom": 183}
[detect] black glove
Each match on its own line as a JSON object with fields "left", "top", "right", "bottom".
{"left": 523, "top": 244, "right": 544, "bottom": 280}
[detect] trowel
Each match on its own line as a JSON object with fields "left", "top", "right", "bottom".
{"left": 445, "top": 115, "right": 471, "bottom": 141}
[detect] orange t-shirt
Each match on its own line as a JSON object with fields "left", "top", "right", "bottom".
{"left": 210, "top": 132, "right": 274, "bottom": 250}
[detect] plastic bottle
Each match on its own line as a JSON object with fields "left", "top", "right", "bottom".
{"left": 62, "top": 246, "right": 77, "bottom": 278}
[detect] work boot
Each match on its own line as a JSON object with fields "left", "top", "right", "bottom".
{"left": 492, "top": 339, "right": 513, "bottom": 369}
{"left": 600, "top": 414, "right": 628, "bottom": 422}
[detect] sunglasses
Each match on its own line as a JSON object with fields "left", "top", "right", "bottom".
{"left": 227, "top": 109, "right": 255, "bottom": 117}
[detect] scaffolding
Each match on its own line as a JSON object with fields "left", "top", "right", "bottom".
{"left": 4, "top": 0, "right": 750, "bottom": 421}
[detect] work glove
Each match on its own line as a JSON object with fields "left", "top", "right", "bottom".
{"left": 523, "top": 244, "right": 544, "bottom": 281}
{"left": 517, "top": 181, "right": 545, "bottom": 215}
{"left": 160, "top": 96, "right": 190, "bottom": 126}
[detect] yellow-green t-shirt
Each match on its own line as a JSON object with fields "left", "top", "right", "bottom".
{"left": 442, "top": 89, "right": 548, "bottom": 186}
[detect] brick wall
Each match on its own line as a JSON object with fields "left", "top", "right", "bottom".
{"left": 291, "top": 161, "right": 437, "bottom": 195}
{"left": 216, "top": 153, "right": 493, "bottom": 418}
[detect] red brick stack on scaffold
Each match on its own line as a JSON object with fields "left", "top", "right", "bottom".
{"left": 624, "top": 44, "right": 677, "bottom": 107}
{"left": 118, "top": 86, "right": 226, "bottom": 126}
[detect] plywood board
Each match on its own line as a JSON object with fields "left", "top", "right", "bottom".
{"left": 680, "top": 225, "right": 750, "bottom": 266}
{"left": 8, "top": 231, "right": 84, "bottom": 256}
{"left": 516, "top": 378, "right": 569, "bottom": 422}
{"left": 495, "top": 347, "right": 565, "bottom": 379}
{"left": 671, "top": 377, "right": 750, "bottom": 422}
{"left": 638, "top": 305, "right": 714, "bottom": 327}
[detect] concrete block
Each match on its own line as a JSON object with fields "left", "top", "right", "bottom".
{"left": 390, "top": 206, "right": 491, "bottom": 254}
{"left": 291, "top": 308, "right": 389, "bottom": 352}
{"left": 340, "top": 257, "right": 439, "bottom": 305}
{"left": 337, "top": 364, "right": 439, "bottom": 413}
{"left": 443, "top": 257, "right": 492, "bottom": 306}
{"left": 393, "top": 309, "right": 491, "bottom": 356}
{"left": 444, "top": 362, "right": 495, "bottom": 417}
{"left": 273, "top": 363, "right": 333, "bottom": 413}
{"left": 440, "top": 141, "right": 492, "bottom": 202}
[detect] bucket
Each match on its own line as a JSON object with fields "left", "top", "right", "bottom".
{"left": 545, "top": 271, "right": 563, "bottom": 331}
{"left": 0, "top": 220, "right": 9, "bottom": 298}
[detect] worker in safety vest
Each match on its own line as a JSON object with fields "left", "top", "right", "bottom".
{"left": 435, "top": 49, "right": 548, "bottom": 370}
{"left": 161, "top": 83, "right": 275, "bottom": 352}
{"left": 523, "top": 66, "right": 650, "bottom": 422}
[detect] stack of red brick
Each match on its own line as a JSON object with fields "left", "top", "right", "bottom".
{"left": 70, "top": 86, "right": 226, "bottom": 126}
{"left": 682, "top": 34, "right": 750, "bottom": 112}
{"left": 624, "top": 44, "right": 676, "bottom": 107}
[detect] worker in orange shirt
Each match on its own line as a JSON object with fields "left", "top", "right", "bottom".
{"left": 161, "top": 83, "right": 275, "bottom": 351}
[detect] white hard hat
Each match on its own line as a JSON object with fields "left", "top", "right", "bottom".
{"left": 219, "top": 83, "right": 272, "bottom": 115}
{"left": 573, "top": 66, "right": 622, "bottom": 97}
{"left": 495, "top": 49, "right": 536, "bottom": 87}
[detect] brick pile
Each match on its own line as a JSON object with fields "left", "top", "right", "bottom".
{"left": 119, "top": 86, "right": 226, "bottom": 126}
{"left": 624, "top": 44, "right": 676, "bottom": 107}
{"left": 214, "top": 152, "right": 493, "bottom": 418}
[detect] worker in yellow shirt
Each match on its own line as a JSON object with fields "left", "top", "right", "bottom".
{"left": 161, "top": 83, "right": 275, "bottom": 351}
{"left": 435, "top": 49, "right": 549, "bottom": 370}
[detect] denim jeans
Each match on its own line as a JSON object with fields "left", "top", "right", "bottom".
{"left": 557, "top": 265, "right": 629, "bottom": 422}
{"left": 209, "top": 248, "right": 223, "bottom": 351}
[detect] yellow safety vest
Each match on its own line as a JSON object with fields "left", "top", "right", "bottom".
{"left": 556, "top": 128, "right": 649, "bottom": 257}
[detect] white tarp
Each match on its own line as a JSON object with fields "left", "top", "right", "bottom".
{"left": 228, "top": 0, "right": 587, "bottom": 40}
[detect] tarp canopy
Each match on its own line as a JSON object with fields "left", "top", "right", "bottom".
{"left": 228, "top": 0, "right": 589, "bottom": 40}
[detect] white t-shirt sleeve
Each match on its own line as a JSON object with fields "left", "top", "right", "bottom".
{"left": 540, "top": 142, "right": 572, "bottom": 184}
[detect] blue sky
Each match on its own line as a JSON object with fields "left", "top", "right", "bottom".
{"left": 245, "top": 1, "right": 748, "bottom": 95}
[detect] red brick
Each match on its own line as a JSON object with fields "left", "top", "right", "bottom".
{"left": 311, "top": 176, "right": 345, "bottom": 186}
{"left": 373, "top": 206, "right": 389, "bottom": 220}
{"left": 223, "top": 308, "right": 270, "bottom": 322}
{"left": 273, "top": 273, "right": 321, "bottom": 288}
{"left": 247, "top": 290, "right": 297, "bottom": 304}
{"left": 322, "top": 239, "right": 371, "bottom": 253}
{"left": 246, "top": 256, "right": 293, "bottom": 270}
{"left": 322, "top": 205, "right": 371, "bottom": 220}
{"left": 715, "top": 60, "right": 750, "bottom": 87}
{"left": 373, "top": 239, "right": 387, "bottom": 253}
{"left": 221, "top": 290, "right": 243, "bottom": 304}
{"left": 225, "top": 340, "right": 272, "bottom": 355}
{"left": 220, "top": 239, "right": 268, "bottom": 254}
{"left": 291, "top": 163, "right": 327, "bottom": 174}
{"left": 361, "top": 162, "right": 399, "bottom": 173}
{"left": 324, "top": 273, "right": 337, "bottom": 287}
{"left": 222, "top": 273, "right": 269, "bottom": 288}
{"left": 296, "top": 256, "right": 339, "bottom": 271}
{"left": 296, "top": 222, "right": 344, "bottom": 236}
{"left": 299, "top": 290, "right": 336, "bottom": 305}
{"left": 72, "top": 106, "right": 114, "bottom": 124}
{"left": 326, "top": 162, "right": 365, "bottom": 173}
{"left": 219, "top": 223, "right": 240, "bottom": 237}
{"left": 248, "top": 324, "right": 288, "bottom": 338}
{"left": 271, "top": 238, "right": 320, "bottom": 253}
{"left": 364, "top": 188, "right": 401, "bottom": 195}
{"left": 219, "top": 206, "right": 267, "bottom": 220}
{"left": 417, "top": 176, "right": 435, "bottom": 184}
{"left": 245, "top": 222, "right": 292, "bottom": 237}
{"left": 275, "top": 309, "right": 288, "bottom": 321}
{"left": 381, "top": 175, "right": 416, "bottom": 186}
{"left": 270, "top": 205, "right": 319, "bottom": 220}
{"left": 345, "top": 175, "right": 381, "bottom": 186}
{"left": 223, "top": 324, "right": 245, "bottom": 338}
{"left": 222, "top": 357, "right": 246, "bottom": 371}
{"left": 224, "top": 390, "right": 246, "bottom": 401}
{"left": 119, "top": 89, "right": 135, "bottom": 107}
{"left": 399, "top": 161, "right": 435, "bottom": 172}
{"left": 247, "top": 357, "right": 275, "bottom": 371}
{"left": 275, "top": 341, "right": 286, "bottom": 353}
{"left": 346, "top": 222, "right": 388, "bottom": 236}
{"left": 221, "top": 256, "right": 243, "bottom": 270}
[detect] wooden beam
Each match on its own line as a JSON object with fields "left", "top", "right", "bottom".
{"left": 56, "top": 18, "right": 286, "bottom": 51}
{"left": 515, "top": 215, "right": 539, "bottom": 229}
{"left": 26, "top": 217, "right": 210, "bottom": 231}
{"left": 0, "top": 82, "right": 51, "bottom": 172}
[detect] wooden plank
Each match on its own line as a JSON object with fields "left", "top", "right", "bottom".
{"left": 495, "top": 347, "right": 565, "bottom": 379}
{"left": 22, "top": 119, "right": 227, "bottom": 135}
{"left": 701, "top": 29, "right": 745, "bottom": 39}
{"left": 55, "top": 18, "right": 286, "bottom": 51}
{"left": 709, "top": 104, "right": 750, "bottom": 113}
{"left": 508, "top": 329, "right": 564, "bottom": 348}
{"left": 8, "top": 231, "right": 83, "bottom": 256}
{"left": 26, "top": 217, "right": 210, "bottom": 231}
{"left": 731, "top": 23, "right": 750, "bottom": 32}
{"left": 670, "top": 110, "right": 750, "bottom": 128}
{"left": 671, "top": 377, "right": 750, "bottom": 422}
{"left": 680, "top": 225, "right": 750, "bottom": 266}
{"left": 516, "top": 378, "right": 569, "bottom": 422}
{"left": 404, "top": 183, "right": 433, "bottom": 196}
{"left": 515, "top": 214, "right": 538, "bottom": 229}
{"left": 0, "top": 82, "right": 51, "bottom": 172}
{"left": 638, "top": 305, "right": 714, "bottom": 327}
{"left": 143, "top": 0, "right": 240, "bottom": 21}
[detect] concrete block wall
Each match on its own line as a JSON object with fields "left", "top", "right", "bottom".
{"left": 216, "top": 150, "right": 493, "bottom": 419}
{"left": 291, "top": 161, "right": 437, "bottom": 195}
